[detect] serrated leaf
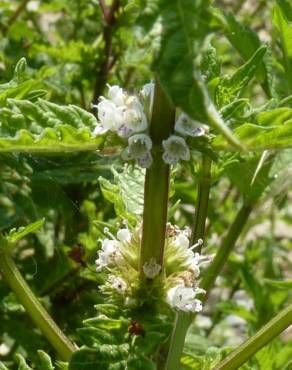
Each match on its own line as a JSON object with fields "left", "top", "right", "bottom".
{"left": 152, "top": 0, "right": 241, "bottom": 148}
{"left": 77, "top": 327, "right": 118, "bottom": 346}
{"left": 214, "top": 9, "right": 273, "bottom": 97}
{"left": 68, "top": 345, "right": 129, "bottom": 370}
{"left": 274, "top": 0, "right": 292, "bottom": 92}
{"left": 16, "top": 355, "right": 33, "bottom": 370}
{"left": 37, "top": 350, "right": 55, "bottom": 370}
{"left": 213, "top": 108, "right": 292, "bottom": 151}
{"left": 0, "top": 99, "right": 103, "bottom": 153}
{"left": 99, "top": 166, "right": 144, "bottom": 224}
{"left": 6, "top": 218, "right": 45, "bottom": 245}
{"left": 215, "top": 46, "right": 267, "bottom": 107}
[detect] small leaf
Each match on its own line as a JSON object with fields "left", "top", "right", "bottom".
{"left": 215, "top": 46, "right": 267, "bottom": 107}
{"left": 99, "top": 166, "right": 144, "bottom": 224}
{"left": 37, "top": 350, "right": 55, "bottom": 370}
{"left": 214, "top": 9, "right": 273, "bottom": 97}
{"left": 6, "top": 218, "right": 45, "bottom": 245}
{"left": 16, "top": 355, "right": 33, "bottom": 370}
{"left": 0, "top": 363, "right": 9, "bottom": 370}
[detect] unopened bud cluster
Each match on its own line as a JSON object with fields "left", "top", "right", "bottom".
{"left": 93, "top": 84, "right": 207, "bottom": 168}
{"left": 95, "top": 224, "right": 210, "bottom": 313}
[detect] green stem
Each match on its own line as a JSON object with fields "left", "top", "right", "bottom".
{"left": 191, "top": 155, "right": 212, "bottom": 249}
{"left": 0, "top": 247, "right": 76, "bottom": 361}
{"left": 140, "top": 79, "right": 175, "bottom": 272}
{"left": 200, "top": 202, "right": 252, "bottom": 300}
{"left": 213, "top": 303, "right": 292, "bottom": 370}
{"left": 164, "top": 155, "right": 212, "bottom": 370}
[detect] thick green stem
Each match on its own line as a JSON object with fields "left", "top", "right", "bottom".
{"left": 0, "top": 247, "right": 76, "bottom": 361}
{"left": 213, "top": 303, "right": 292, "bottom": 370}
{"left": 200, "top": 202, "right": 252, "bottom": 300}
{"left": 164, "top": 155, "right": 212, "bottom": 370}
{"left": 140, "top": 79, "right": 175, "bottom": 272}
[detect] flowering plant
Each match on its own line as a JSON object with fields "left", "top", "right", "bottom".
{"left": 0, "top": 1, "right": 291, "bottom": 370}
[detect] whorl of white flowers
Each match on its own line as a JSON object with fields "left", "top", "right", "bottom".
{"left": 95, "top": 223, "right": 210, "bottom": 313}
{"left": 93, "top": 84, "right": 208, "bottom": 168}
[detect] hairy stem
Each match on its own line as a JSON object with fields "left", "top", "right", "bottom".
{"left": 164, "top": 155, "right": 212, "bottom": 370}
{"left": 0, "top": 247, "right": 76, "bottom": 361}
{"left": 140, "top": 79, "right": 175, "bottom": 273}
{"left": 214, "top": 303, "right": 292, "bottom": 370}
{"left": 200, "top": 202, "right": 252, "bottom": 300}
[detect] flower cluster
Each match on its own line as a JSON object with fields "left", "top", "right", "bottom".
{"left": 162, "top": 114, "right": 207, "bottom": 165}
{"left": 93, "top": 84, "right": 154, "bottom": 168}
{"left": 93, "top": 84, "right": 208, "bottom": 168}
{"left": 95, "top": 223, "right": 210, "bottom": 313}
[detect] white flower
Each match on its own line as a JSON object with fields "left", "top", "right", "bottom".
{"left": 167, "top": 285, "right": 204, "bottom": 313}
{"left": 140, "top": 82, "right": 154, "bottom": 112}
{"left": 95, "top": 239, "right": 122, "bottom": 272}
{"left": 26, "top": 0, "right": 39, "bottom": 12}
{"left": 107, "top": 85, "right": 126, "bottom": 106}
{"left": 108, "top": 275, "right": 128, "bottom": 294}
{"left": 95, "top": 99, "right": 121, "bottom": 132}
{"left": 117, "top": 228, "right": 131, "bottom": 242}
{"left": 117, "top": 96, "right": 148, "bottom": 137}
{"left": 143, "top": 258, "right": 161, "bottom": 279}
{"left": 122, "top": 134, "right": 153, "bottom": 168}
{"left": 173, "top": 234, "right": 190, "bottom": 249}
{"left": 137, "top": 152, "right": 153, "bottom": 168}
{"left": 189, "top": 251, "right": 210, "bottom": 278}
{"left": 141, "top": 82, "right": 154, "bottom": 100}
{"left": 162, "top": 135, "right": 190, "bottom": 165}
{"left": 175, "top": 113, "right": 206, "bottom": 137}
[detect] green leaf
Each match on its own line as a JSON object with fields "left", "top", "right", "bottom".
{"left": 152, "top": 0, "right": 242, "bottom": 148}
{"left": 273, "top": 0, "right": 292, "bottom": 92}
{"left": 0, "top": 99, "right": 103, "bottom": 153}
{"left": 224, "top": 155, "right": 273, "bottom": 202}
{"left": 37, "top": 350, "right": 55, "bottom": 370}
{"left": 215, "top": 46, "right": 267, "bottom": 107}
{"left": 99, "top": 166, "right": 144, "bottom": 224}
{"left": 264, "top": 279, "right": 292, "bottom": 289}
{"left": 214, "top": 9, "right": 273, "bottom": 97}
{"left": 6, "top": 218, "right": 45, "bottom": 245}
{"left": 16, "top": 355, "right": 33, "bottom": 370}
{"left": 213, "top": 108, "right": 292, "bottom": 151}
{"left": 68, "top": 345, "right": 129, "bottom": 370}
{"left": 0, "top": 363, "right": 9, "bottom": 370}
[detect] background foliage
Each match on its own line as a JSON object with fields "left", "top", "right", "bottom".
{"left": 0, "top": 0, "right": 291, "bottom": 369}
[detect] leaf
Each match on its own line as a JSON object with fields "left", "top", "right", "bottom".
{"left": 151, "top": 0, "right": 242, "bottom": 148}
{"left": 213, "top": 108, "right": 292, "bottom": 151}
{"left": 37, "top": 350, "right": 55, "bottom": 370}
{"left": 273, "top": 0, "right": 292, "bottom": 92}
{"left": 68, "top": 345, "right": 129, "bottom": 370}
{"left": 0, "top": 99, "right": 104, "bottom": 153}
{"left": 214, "top": 9, "right": 273, "bottom": 97}
{"left": 6, "top": 218, "right": 45, "bottom": 245}
{"left": 264, "top": 279, "right": 292, "bottom": 289}
{"left": 224, "top": 154, "right": 273, "bottom": 202}
{"left": 215, "top": 46, "right": 267, "bottom": 107}
{"left": 99, "top": 166, "right": 144, "bottom": 224}
{"left": 0, "top": 363, "right": 9, "bottom": 370}
{"left": 16, "top": 355, "right": 33, "bottom": 370}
